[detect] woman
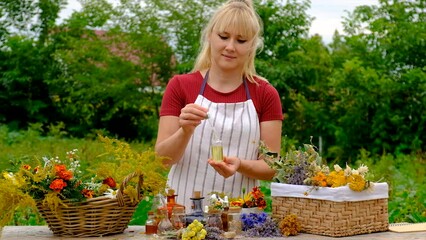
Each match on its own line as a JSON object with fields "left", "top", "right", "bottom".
{"left": 155, "top": 0, "right": 282, "bottom": 211}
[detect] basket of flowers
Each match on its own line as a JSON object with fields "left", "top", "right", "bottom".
{"left": 229, "top": 186, "right": 267, "bottom": 214}
{"left": 262, "top": 142, "right": 389, "bottom": 237}
{"left": 0, "top": 136, "right": 168, "bottom": 237}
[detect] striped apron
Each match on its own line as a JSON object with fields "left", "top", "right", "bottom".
{"left": 167, "top": 72, "right": 260, "bottom": 211}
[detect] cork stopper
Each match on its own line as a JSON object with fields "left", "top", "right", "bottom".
{"left": 190, "top": 191, "right": 203, "bottom": 199}
{"left": 167, "top": 189, "right": 176, "bottom": 196}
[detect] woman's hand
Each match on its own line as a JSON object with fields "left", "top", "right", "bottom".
{"left": 208, "top": 156, "right": 241, "bottom": 178}
{"left": 179, "top": 104, "right": 208, "bottom": 134}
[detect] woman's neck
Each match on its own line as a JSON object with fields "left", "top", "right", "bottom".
{"left": 203, "top": 68, "right": 243, "bottom": 93}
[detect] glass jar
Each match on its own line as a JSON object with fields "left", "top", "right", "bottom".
{"left": 157, "top": 209, "right": 173, "bottom": 234}
{"left": 227, "top": 207, "right": 242, "bottom": 234}
{"left": 211, "top": 139, "right": 223, "bottom": 162}
{"left": 206, "top": 209, "right": 223, "bottom": 230}
{"left": 171, "top": 206, "right": 186, "bottom": 230}
{"left": 145, "top": 211, "right": 158, "bottom": 235}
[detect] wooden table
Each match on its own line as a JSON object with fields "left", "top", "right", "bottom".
{"left": 1, "top": 225, "right": 424, "bottom": 240}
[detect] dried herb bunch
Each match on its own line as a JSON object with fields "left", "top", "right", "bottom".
{"left": 260, "top": 141, "right": 321, "bottom": 185}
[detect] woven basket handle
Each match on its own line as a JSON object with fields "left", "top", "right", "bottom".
{"left": 116, "top": 172, "right": 144, "bottom": 207}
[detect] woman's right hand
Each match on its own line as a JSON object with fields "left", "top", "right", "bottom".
{"left": 179, "top": 104, "right": 208, "bottom": 134}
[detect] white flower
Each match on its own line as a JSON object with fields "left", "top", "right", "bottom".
{"left": 321, "top": 166, "right": 330, "bottom": 174}
{"left": 351, "top": 169, "right": 360, "bottom": 175}
{"left": 344, "top": 164, "right": 352, "bottom": 177}
{"left": 104, "top": 189, "right": 117, "bottom": 199}
{"left": 334, "top": 164, "right": 342, "bottom": 172}
{"left": 357, "top": 164, "right": 369, "bottom": 175}
{"left": 3, "top": 172, "right": 18, "bottom": 185}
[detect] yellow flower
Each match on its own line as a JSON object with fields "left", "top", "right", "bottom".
{"left": 326, "top": 170, "right": 347, "bottom": 187}
{"left": 348, "top": 174, "right": 366, "bottom": 191}
{"left": 279, "top": 214, "right": 301, "bottom": 236}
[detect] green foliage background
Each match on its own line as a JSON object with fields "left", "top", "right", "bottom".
{"left": 0, "top": 0, "right": 425, "bottom": 225}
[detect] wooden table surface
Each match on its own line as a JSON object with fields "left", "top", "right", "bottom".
{"left": 1, "top": 225, "right": 425, "bottom": 240}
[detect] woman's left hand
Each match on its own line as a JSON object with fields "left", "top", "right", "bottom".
{"left": 208, "top": 156, "right": 241, "bottom": 178}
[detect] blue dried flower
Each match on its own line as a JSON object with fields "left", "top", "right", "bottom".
{"left": 241, "top": 212, "right": 268, "bottom": 231}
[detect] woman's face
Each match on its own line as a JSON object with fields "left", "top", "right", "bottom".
{"left": 209, "top": 28, "right": 253, "bottom": 73}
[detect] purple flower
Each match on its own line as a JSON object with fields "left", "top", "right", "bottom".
{"left": 241, "top": 212, "right": 269, "bottom": 231}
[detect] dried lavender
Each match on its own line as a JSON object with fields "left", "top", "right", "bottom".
{"left": 205, "top": 226, "right": 225, "bottom": 240}
{"left": 287, "top": 162, "right": 307, "bottom": 185}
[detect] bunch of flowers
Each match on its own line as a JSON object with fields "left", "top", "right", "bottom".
{"left": 206, "top": 193, "right": 228, "bottom": 211}
{"left": 241, "top": 212, "right": 282, "bottom": 238}
{"left": 307, "top": 163, "right": 370, "bottom": 191}
{"left": 180, "top": 219, "right": 207, "bottom": 240}
{"left": 0, "top": 135, "right": 168, "bottom": 227}
{"left": 4, "top": 149, "right": 119, "bottom": 205}
{"left": 261, "top": 141, "right": 372, "bottom": 192}
{"left": 278, "top": 214, "right": 301, "bottom": 236}
{"left": 230, "top": 186, "right": 266, "bottom": 209}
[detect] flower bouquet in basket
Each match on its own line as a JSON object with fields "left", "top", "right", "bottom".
{"left": 0, "top": 135, "right": 168, "bottom": 237}
{"left": 260, "top": 141, "right": 389, "bottom": 237}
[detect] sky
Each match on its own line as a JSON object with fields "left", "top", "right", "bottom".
{"left": 61, "top": 0, "right": 378, "bottom": 43}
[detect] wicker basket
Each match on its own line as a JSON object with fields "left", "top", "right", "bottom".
{"left": 271, "top": 182, "right": 389, "bottom": 237}
{"left": 36, "top": 172, "right": 143, "bottom": 237}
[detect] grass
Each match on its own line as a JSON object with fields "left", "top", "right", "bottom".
{"left": 0, "top": 125, "right": 425, "bottom": 225}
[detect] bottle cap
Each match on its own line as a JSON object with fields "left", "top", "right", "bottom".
{"left": 190, "top": 191, "right": 204, "bottom": 199}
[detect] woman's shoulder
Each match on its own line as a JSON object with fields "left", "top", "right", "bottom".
{"left": 171, "top": 71, "right": 203, "bottom": 83}
{"left": 249, "top": 76, "right": 278, "bottom": 92}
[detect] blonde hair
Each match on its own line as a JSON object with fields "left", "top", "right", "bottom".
{"left": 192, "top": 0, "right": 266, "bottom": 83}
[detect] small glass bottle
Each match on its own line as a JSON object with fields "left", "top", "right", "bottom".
{"left": 166, "top": 189, "right": 185, "bottom": 219}
{"left": 171, "top": 206, "right": 186, "bottom": 230}
{"left": 211, "top": 139, "right": 223, "bottom": 162}
{"left": 206, "top": 209, "right": 223, "bottom": 230}
{"left": 227, "top": 207, "right": 242, "bottom": 234}
{"left": 157, "top": 209, "right": 173, "bottom": 234}
{"left": 145, "top": 211, "right": 158, "bottom": 235}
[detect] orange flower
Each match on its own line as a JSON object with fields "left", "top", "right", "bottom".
{"left": 312, "top": 172, "right": 327, "bottom": 187}
{"left": 49, "top": 179, "right": 67, "bottom": 192}
{"left": 22, "top": 165, "right": 31, "bottom": 170}
{"left": 230, "top": 199, "right": 243, "bottom": 207}
{"left": 251, "top": 186, "right": 264, "bottom": 199}
{"left": 102, "top": 177, "right": 117, "bottom": 188}
{"left": 82, "top": 189, "right": 94, "bottom": 198}
{"left": 58, "top": 170, "right": 73, "bottom": 181}
{"left": 54, "top": 164, "right": 67, "bottom": 173}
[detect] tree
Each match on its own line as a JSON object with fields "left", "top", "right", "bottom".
{"left": 328, "top": 0, "right": 426, "bottom": 159}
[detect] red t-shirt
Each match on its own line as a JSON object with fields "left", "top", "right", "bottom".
{"left": 160, "top": 71, "right": 283, "bottom": 122}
